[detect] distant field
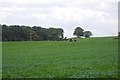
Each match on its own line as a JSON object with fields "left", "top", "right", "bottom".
{"left": 2, "top": 37, "right": 118, "bottom": 78}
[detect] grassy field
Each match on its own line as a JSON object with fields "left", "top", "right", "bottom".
{"left": 2, "top": 37, "right": 118, "bottom": 78}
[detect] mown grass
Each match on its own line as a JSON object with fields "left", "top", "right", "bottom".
{"left": 2, "top": 37, "right": 118, "bottom": 78}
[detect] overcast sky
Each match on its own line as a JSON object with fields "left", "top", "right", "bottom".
{"left": 0, "top": 0, "right": 119, "bottom": 37}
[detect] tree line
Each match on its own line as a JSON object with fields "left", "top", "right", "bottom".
{"left": 1, "top": 24, "right": 93, "bottom": 41}
{"left": 1, "top": 24, "right": 64, "bottom": 41}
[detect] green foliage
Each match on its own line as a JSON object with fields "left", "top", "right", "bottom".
{"left": 73, "top": 27, "right": 84, "bottom": 37}
{"left": 84, "top": 31, "right": 92, "bottom": 38}
{"left": 48, "top": 28, "right": 63, "bottom": 41}
{"left": 2, "top": 37, "right": 118, "bottom": 78}
{"left": 2, "top": 24, "right": 64, "bottom": 41}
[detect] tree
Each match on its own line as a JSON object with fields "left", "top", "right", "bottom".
{"left": 32, "top": 26, "right": 48, "bottom": 41}
{"left": 2, "top": 24, "right": 64, "bottom": 41}
{"left": 48, "top": 28, "right": 59, "bottom": 41}
{"left": 73, "top": 27, "right": 84, "bottom": 37}
{"left": 21, "top": 25, "right": 29, "bottom": 41}
{"left": 26, "top": 26, "right": 38, "bottom": 41}
{"left": 84, "top": 31, "right": 92, "bottom": 38}
{"left": 57, "top": 28, "right": 64, "bottom": 40}
{"left": 2, "top": 24, "right": 8, "bottom": 41}
{"left": 9, "top": 25, "right": 23, "bottom": 41}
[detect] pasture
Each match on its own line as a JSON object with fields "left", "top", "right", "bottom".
{"left": 2, "top": 37, "right": 118, "bottom": 78}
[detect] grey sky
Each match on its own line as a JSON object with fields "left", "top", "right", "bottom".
{"left": 0, "top": 0, "right": 119, "bottom": 37}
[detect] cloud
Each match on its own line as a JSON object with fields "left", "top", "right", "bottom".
{"left": 0, "top": 0, "right": 119, "bottom": 37}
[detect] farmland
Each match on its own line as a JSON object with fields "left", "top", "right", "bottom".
{"left": 2, "top": 37, "right": 118, "bottom": 78}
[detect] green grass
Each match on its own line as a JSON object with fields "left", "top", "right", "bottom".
{"left": 2, "top": 37, "right": 118, "bottom": 78}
